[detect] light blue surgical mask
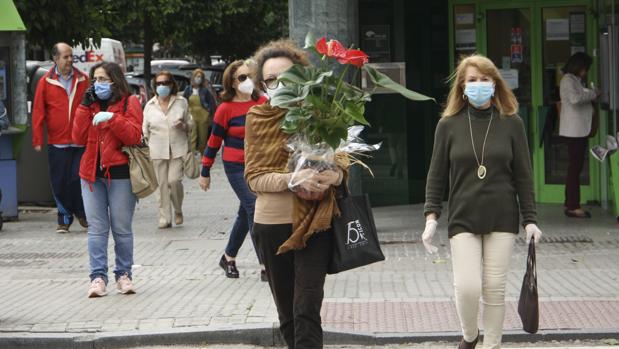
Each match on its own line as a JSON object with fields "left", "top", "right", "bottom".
{"left": 464, "top": 81, "right": 495, "bottom": 108}
{"left": 94, "top": 82, "right": 112, "bottom": 100}
{"left": 156, "top": 85, "right": 171, "bottom": 97}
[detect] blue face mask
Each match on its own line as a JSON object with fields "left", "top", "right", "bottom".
{"left": 94, "top": 82, "right": 113, "bottom": 100}
{"left": 464, "top": 81, "right": 495, "bottom": 108}
{"left": 156, "top": 85, "right": 171, "bottom": 97}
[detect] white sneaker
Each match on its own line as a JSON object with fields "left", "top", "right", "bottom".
{"left": 88, "top": 277, "right": 107, "bottom": 298}
{"left": 590, "top": 145, "right": 609, "bottom": 162}
{"left": 116, "top": 274, "right": 136, "bottom": 294}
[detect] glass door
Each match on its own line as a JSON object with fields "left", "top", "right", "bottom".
{"left": 539, "top": 6, "right": 596, "bottom": 204}
{"left": 485, "top": 8, "right": 533, "bottom": 134}
{"left": 478, "top": 2, "right": 598, "bottom": 204}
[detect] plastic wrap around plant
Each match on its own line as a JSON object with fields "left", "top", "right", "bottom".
{"left": 287, "top": 126, "right": 381, "bottom": 192}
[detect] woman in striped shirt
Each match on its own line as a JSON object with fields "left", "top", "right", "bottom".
{"left": 199, "top": 60, "right": 267, "bottom": 280}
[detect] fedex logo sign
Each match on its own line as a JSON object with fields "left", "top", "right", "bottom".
{"left": 73, "top": 51, "right": 104, "bottom": 64}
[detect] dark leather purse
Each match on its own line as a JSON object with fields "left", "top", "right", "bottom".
{"left": 518, "top": 240, "right": 539, "bottom": 333}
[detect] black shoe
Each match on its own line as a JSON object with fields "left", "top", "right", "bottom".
{"left": 564, "top": 209, "right": 592, "bottom": 218}
{"left": 457, "top": 331, "right": 479, "bottom": 349}
{"left": 219, "top": 254, "right": 239, "bottom": 278}
{"left": 260, "top": 269, "right": 268, "bottom": 282}
{"left": 77, "top": 217, "right": 89, "bottom": 228}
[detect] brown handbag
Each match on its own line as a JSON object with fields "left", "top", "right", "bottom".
{"left": 518, "top": 239, "right": 539, "bottom": 333}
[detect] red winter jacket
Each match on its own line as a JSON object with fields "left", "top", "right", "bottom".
{"left": 72, "top": 95, "right": 143, "bottom": 183}
{"left": 32, "top": 67, "right": 90, "bottom": 146}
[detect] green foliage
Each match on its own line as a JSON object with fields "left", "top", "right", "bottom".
{"left": 14, "top": 0, "right": 109, "bottom": 49}
{"left": 270, "top": 33, "right": 435, "bottom": 150}
{"left": 17, "top": 0, "right": 288, "bottom": 63}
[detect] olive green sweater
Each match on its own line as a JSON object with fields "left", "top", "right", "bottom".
{"left": 424, "top": 106, "right": 537, "bottom": 237}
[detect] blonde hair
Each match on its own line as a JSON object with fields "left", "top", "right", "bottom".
{"left": 443, "top": 54, "right": 518, "bottom": 117}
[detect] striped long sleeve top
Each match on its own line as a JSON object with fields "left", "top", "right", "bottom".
{"left": 201, "top": 96, "right": 267, "bottom": 177}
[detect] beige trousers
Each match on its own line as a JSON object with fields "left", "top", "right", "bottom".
{"left": 450, "top": 232, "right": 516, "bottom": 349}
{"left": 153, "top": 158, "right": 184, "bottom": 223}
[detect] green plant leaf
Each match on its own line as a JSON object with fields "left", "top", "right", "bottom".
{"left": 281, "top": 119, "right": 299, "bottom": 133}
{"left": 269, "top": 86, "right": 301, "bottom": 108}
{"left": 363, "top": 65, "right": 435, "bottom": 102}
{"left": 278, "top": 65, "right": 311, "bottom": 85}
{"left": 270, "top": 85, "right": 312, "bottom": 109}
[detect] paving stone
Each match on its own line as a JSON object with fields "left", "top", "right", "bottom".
{"left": 0, "top": 160, "right": 618, "bottom": 335}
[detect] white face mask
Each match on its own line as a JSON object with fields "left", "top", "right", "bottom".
{"left": 238, "top": 79, "right": 254, "bottom": 95}
{"left": 265, "top": 81, "right": 285, "bottom": 100}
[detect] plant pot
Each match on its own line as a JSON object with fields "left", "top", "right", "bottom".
{"left": 288, "top": 150, "right": 335, "bottom": 202}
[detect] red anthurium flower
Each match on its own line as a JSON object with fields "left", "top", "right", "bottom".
{"left": 316, "top": 37, "right": 328, "bottom": 55}
{"left": 316, "top": 37, "right": 347, "bottom": 59}
{"left": 341, "top": 49, "right": 369, "bottom": 68}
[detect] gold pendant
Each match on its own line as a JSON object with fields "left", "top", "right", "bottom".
{"left": 477, "top": 165, "right": 487, "bottom": 179}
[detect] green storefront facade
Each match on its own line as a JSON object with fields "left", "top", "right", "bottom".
{"left": 445, "top": 0, "right": 619, "bottom": 214}
{"left": 332, "top": 0, "right": 619, "bottom": 215}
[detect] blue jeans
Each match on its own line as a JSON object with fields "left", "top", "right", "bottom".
{"left": 223, "top": 162, "right": 261, "bottom": 263}
{"left": 81, "top": 178, "right": 136, "bottom": 284}
{"left": 48, "top": 146, "right": 86, "bottom": 225}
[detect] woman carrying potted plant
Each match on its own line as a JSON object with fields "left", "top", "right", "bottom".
{"left": 246, "top": 35, "right": 431, "bottom": 348}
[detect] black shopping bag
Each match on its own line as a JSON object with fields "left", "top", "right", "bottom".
{"left": 518, "top": 239, "right": 539, "bottom": 333}
{"left": 328, "top": 193, "right": 385, "bottom": 274}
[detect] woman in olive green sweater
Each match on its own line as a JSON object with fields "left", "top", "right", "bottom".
{"left": 422, "top": 55, "right": 543, "bottom": 349}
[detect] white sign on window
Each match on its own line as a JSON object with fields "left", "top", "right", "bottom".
{"left": 546, "top": 19, "right": 569, "bottom": 41}
{"left": 455, "top": 29, "right": 476, "bottom": 51}
{"left": 455, "top": 13, "right": 474, "bottom": 25}
{"left": 499, "top": 69, "right": 519, "bottom": 90}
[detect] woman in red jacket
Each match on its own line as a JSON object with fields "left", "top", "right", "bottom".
{"left": 72, "top": 62, "right": 143, "bottom": 298}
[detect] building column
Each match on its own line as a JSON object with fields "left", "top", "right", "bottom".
{"left": 288, "top": 0, "right": 362, "bottom": 194}
{"left": 10, "top": 32, "right": 26, "bottom": 125}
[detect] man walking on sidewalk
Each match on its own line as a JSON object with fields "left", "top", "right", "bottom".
{"left": 32, "top": 42, "right": 90, "bottom": 233}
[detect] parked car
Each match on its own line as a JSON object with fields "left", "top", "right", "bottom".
{"left": 125, "top": 73, "right": 152, "bottom": 108}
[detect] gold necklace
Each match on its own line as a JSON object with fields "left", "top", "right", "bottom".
{"left": 467, "top": 107, "right": 493, "bottom": 180}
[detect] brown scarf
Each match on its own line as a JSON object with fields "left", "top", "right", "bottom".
{"left": 245, "top": 104, "right": 349, "bottom": 254}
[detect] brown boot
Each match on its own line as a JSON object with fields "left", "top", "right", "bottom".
{"left": 457, "top": 331, "right": 479, "bottom": 349}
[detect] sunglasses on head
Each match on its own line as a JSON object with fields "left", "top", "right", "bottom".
{"left": 236, "top": 74, "right": 249, "bottom": 82}
{"left": 155, "top": 80, "right": 172, "bottom": 86}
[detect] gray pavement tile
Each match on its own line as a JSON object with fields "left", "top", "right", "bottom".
{"left": 0, "top": 161, "right": 618, "bottom": 340}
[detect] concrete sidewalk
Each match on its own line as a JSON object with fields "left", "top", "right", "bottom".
{"left": 0, "top": 162, "right": 618, "bottom": 347}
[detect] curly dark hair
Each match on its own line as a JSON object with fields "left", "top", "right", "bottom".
{"left": 252, "top": 39, "right": 309, "bottom": 82}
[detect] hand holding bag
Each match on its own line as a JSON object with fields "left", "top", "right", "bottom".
{"left": 328, "top": 189, "right": 385, "bottom": 274}
{"left": 518, "top": 239, "right": 539, "bottom": 333}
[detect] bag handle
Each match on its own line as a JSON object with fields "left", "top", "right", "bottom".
{"left": 526, "top": 240, "right": 537, "bottom": 290}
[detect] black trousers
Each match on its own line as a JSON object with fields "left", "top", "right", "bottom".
{"left": 47, "top": 145, "right": 86, "bottom": 225}
{"left": 253, "top": 223, "right": 332, "bottom": 349}
{"left": 563, "top": 137, "right": 587, "bottom": 210}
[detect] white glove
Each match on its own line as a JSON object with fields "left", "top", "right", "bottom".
{"left": 92, "top": 111, "right": 114, "bottom": 126}
{"left": 525, "top": 223, "right": 542, "bottom": 243}
{"left": 422, "top": 219, "right": 439, "bottom": 254}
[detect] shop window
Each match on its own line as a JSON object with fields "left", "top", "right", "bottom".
{"left": 453, "top": 4, "right": 477, "bottom": 66}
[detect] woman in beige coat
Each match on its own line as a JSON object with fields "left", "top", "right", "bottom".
{"left": 143, "top": 71, "right": 194, "bottom": 229}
